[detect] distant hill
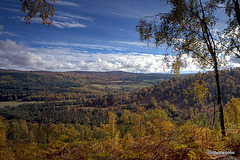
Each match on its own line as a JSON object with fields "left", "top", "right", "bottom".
{"left": 1, "top": 68, "right": 240, "bottom": 124}
{"left": 129, "top": 68, "right": 240, "bottom": 110}
{"left": 0, "top": 69, "right": 178, "bottom": 102}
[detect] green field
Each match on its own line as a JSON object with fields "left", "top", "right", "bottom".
{"left": 142, "top": 79, "right": 165, "bottom": 83}
{"left": 0, "top": 100, "right": 78, "bottom": 108}
{"left": 91, "top": 82, "right": 150, "bottom": 90}
{"left": 0, "top": 101, "right": 43, "bottom": 108}
{"left": 110, "top": 80, "right": 135, "bottom": 83}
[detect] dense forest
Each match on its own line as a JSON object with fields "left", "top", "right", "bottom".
{"left": 0, "top": 68, "right": 240, "bottom": 159}
{"left": 0, "top": 69, "right": 174, "bottom": 102}
{"left": 2, "top": 0, "right": 240, "bottom": 159}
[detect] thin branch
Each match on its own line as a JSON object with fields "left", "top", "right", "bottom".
{"left": 184, "top": 48, "right": 213, "bottom": 66}
{"left": 231, "top": 38, "right": 240, "bottom": 58}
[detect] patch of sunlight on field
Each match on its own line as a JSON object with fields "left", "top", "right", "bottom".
{"left": 0, "top": 101, "right": 43, "bottom": 108}
{"left": 91, "top": 83, "right": 150, "bottom": 89}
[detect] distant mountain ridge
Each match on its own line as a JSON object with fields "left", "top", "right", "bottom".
{"left": 0, "top": 69, "right": 185, "bottom": 76}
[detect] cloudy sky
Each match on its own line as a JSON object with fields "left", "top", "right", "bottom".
{"left": 0, "top": 0, "right": 239, "bottom": 73}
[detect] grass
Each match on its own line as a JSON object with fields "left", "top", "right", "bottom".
{"left": 91, "top": 82, "right": 150, "bottom": 90}
{"left": 143, "top": 79, "right": 165, "bottom": 83}
{"left": 91, "top": 77, "right": 165, "bottom": 90}
{"left": 79, "top": 106, "right": 109, "bottom": 111}
{"left": 0, "top": 100, "right": 76, "bottom": 108}
{"left": 0, "top": 101, "right": 43, "bottom": 108}
{"left": 110, "top": 80, "right": 134, "bottom": 83}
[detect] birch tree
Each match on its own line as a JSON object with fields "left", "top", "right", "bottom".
{"left": 136, "top": 0, "right": 226, "bottom": 136}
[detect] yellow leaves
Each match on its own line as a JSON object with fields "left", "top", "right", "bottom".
{"left": 101, "top": 111, "right": 120, "bottom": 143}
{"left": 186, "top": 76, "right": 209, "bottom": 105}
{"left": 1, "top": 143, "right": 39, "bottom": 160}
{"left": 0, "top": 117, "right": 7, "bottom": 146}
{"left": 130, "top": 113, "right": 146, "bottom": 138}
{"left": 58, "top": 134, "right": 69, "bottom": 142}
{"left": 137, "top": 106, "right": 146, "bottom": 114}
{"left": 121, "top": 133, "right": 133, "bottom": 149}
{"left": 1, "top": 107, "right": 239, "bottom": 160}
{"left": 187, "top": 150, "right": 198, "bottom": 160}
{"left": 120, "top": 109, "right": 130, "bottom": 124}
{"left": 171, "top": 55, "right": 185, "bottom": 76}
{"left": 225, "top": 97, "right": 240, "bottom": 125}
{"left": 148, "top": 119, "right": 175, "bottom": 139}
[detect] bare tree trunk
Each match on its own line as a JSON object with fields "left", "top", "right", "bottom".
{"left": 233, "top": 0, "right": 240, "bottom": 25}
{"left": 212, "top": 97, "right": 216, "bottom": 129}
{"left": 214, "top": 61, "right": 226, "bottom": 137}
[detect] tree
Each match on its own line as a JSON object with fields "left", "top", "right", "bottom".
{"left": 136, "top": 0, "right": 226, "bottom": 136}
{"left": 0, "top": 117, "right": 7, "bottom": 146}
{"left": 215, "top": 0, "right": 240, "bottom": 58}
{"left": 148, "top": 96, "right": 158, "bottom": 109}
{"left": 185, "top": 75, "right": 209, "bottom": 106}
{"left": 225, "top": 97, "right": 240, "bottom": 124}
{"left": 20, "top": 0, "right": 55, "bottom": 26}
{"left": 101, "top": 112, "right": 119, "bottom": 140}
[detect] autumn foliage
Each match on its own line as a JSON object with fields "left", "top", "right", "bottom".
{"left": 0, "top": 99, "right": 240, "bottom": 159}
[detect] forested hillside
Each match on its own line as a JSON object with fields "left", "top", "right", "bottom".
{"left": 0, "top": 68, "right": 240, "bottom": 159}
{"left": 0, "top": 69, "right": 173, "bottom": 102}
{"left": 133, "top": 68, "right": 240, "bottom": 108}
{"left": 2, "top": 0, "right": 240, "bottom": 159}
{"left": 1, "top": 68, "right": 240, "bottom": 124}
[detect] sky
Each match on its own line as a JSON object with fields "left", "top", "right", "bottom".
{"left": 0, "top": 0, "right": 240, "bottom": 73}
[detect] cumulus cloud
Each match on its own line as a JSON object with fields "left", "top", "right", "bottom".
{"left": 225, "top": 55, "right": 240, "bottom": 68}
{"left": 0, "top": 39, "right": 50, "bottom": 70}
{"left": 1, "top": 39, "right": 239, "bottom": 73}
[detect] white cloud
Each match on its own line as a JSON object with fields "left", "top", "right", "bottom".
{"left": 0, "top": 24, "right": 20, "bottom": 36}
{"left": 0, "top": 7, "right": 19, "bottom": 12}
{"left": 0, "top": 39, "right": 50, "bottom": 70}
{"left": 55, "top": 0, "right": 80, "bottom": 7}
{"left": 225, "top": 55, "right": 240, "bottom": 68}
{"left": 33, "top": 40, "right": 155, "bottom": 51}
{"left": 33, "top": 41, "right": 125, "bottom": 51}
{"left": 54, "top": 11, "right": 94, "bottom": 22}
{"left": 15, "top": 15, "right": 87, "bottom": 29}
{"left": 109, "top": 41, "right": 147, "bottom": 47}
{"left": 52, "top": 21, "right": 87, "bottom": 28}
{"left": 0, "top": 31, "right": 20, "bottom": 37}
{"left": 1, "top": 39, "right": 239, "bottom": 73}
{"left": 55, "top": 14, "right": 93, "bottom": 22}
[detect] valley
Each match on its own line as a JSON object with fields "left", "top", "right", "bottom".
{"left": 0, "top": 68, "right": 240, "bottom": 159}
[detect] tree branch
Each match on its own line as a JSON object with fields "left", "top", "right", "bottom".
{"left": 231, "top": 38, "right": 240, "bottom": 58}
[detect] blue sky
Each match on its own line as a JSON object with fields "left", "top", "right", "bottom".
{"left": 0, "top": 0, "right": 239, "bottom": 73}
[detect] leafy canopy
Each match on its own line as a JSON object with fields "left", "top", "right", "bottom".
{"left": 20, "top": 0, "right": 55, "bottom": 26}
{"left": 136, "top": 0, "right": 225, "bottom": 75}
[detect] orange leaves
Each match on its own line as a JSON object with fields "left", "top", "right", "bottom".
{"left": 0, "top": 106, "right": 238, "bottom": 160}
{"left": 20, "top": 0, "right": 55, "bottom": 26}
